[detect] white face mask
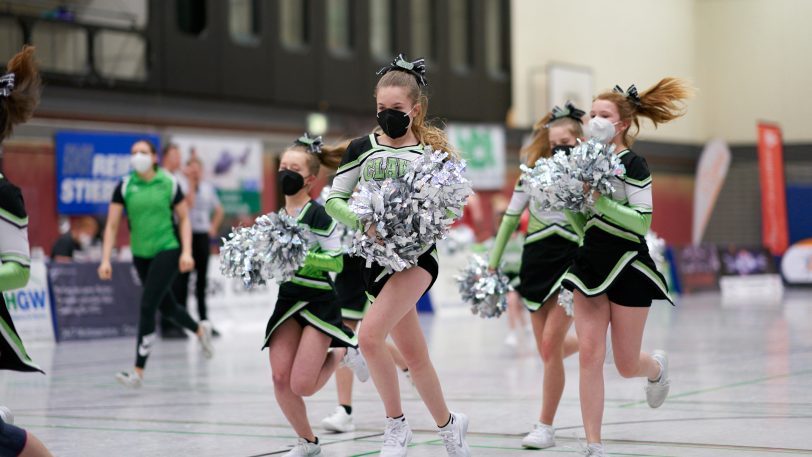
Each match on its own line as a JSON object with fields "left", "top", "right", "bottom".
{"left": 78, "top": 233, "right": 93, "bottom": 249}
{"left": 587, "top": 117, "right": 620, "bottom": 143}
{"left": 130, "top": 152, "right": 153, "bottom": 173}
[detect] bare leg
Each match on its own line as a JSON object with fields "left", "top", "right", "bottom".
{"left": 335, "top": 319, "right": 358, "bottom": 407}
{"left": 269, "top": 319, "right": 315, "bottom": 441}
{"left": 530, "top": 294, "right": 574, "bottom": 426}
{"left": 609, "top": 303, "right": 660, "bottom": 380}
{"left": 573, "top": 291, "right": 611, "bottom": 444}
{"left": 290, "top": 326, "right": 344, "bottom": 397}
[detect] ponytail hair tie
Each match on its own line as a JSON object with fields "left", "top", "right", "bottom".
{"left": 545, "top": 100, "right": 586, "bottom": 127}
{"left": 613, "top": 84, "right": 641, "bottom": 107}
{"left": 295, "top": 133, "right": 323, "bottom": 155}
{"left": 376, "top": 53, "right": 428, "bottom": 87}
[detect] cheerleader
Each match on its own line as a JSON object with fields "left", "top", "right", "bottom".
{"left": 0, "top": 45, "right": 55, "bottom": 457}
{"left": 322, "top": 247, "right": 412, "bottom": 433}
{"left": 487, "top": 102, "right": 583, "bottom": 449}
{"left": 562, "top": 80, "right": 691, "bottom": 456}
{"left": 326, "top": 54, "right": 471, "bottom": 457}
{"left": 99, "top": 139, "right": 214, "bottom": 387}
{"left": 264, "top": 135, "right": 368, "bottom": 457}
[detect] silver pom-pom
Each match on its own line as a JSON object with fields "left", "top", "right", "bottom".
{"left": 219, "top": 212, "right": 309, "bottom": 287}
{"left": 455, "top": 255, "right": 511, "bottom": 319}
{"left": 350, "top": 149, "right": 473, "bottom": 272}
{"left": 558, "top": 288, "right": 574, "bottom": 317}
{"left": 521, "top": 138, "right": 625, "bottom": 212}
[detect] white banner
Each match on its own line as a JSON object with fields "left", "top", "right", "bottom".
{"left": 446, "top": 123, "right": 506, "bottom": 190}
{"left": 2, "top": 261, "right": 55, "bottom": 343}
{"left": 170, "top": 134, "right": 264, "bottom": 215}
{"left": 693, "top": 138, "right": 731, "bottom": 244}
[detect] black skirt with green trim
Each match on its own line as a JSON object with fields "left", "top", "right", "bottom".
{"left": 517, "top": 234, "right": 578, "bottom": 311}
{"left": 561, "top": 228, "right": 672, "bottom": 307}
{"left": 262, "top": 281, "right": 357, "bottom": 349}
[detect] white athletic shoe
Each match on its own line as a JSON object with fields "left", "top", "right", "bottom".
{"left": 116, "top": 371, "right": 143, "bottom": 389}
{"left": 283, "top": 438, "right": 320, "bottom": 457}
{"left": 521, "top": 422, "right": 555, "bottom": 449}
{"left": 438, "top": 412, "right": 471, "bottom": 457}
{"left": 0, "top": 406, "right": 14, "bottom": 424}
{"left": 582, "top": 443, "right": 607, "bottom": 456}
{"left": 504, "top": 332, "right": 518, "bottom": 347}
{"left": 198, "top": 320, "right": 214, "bottom": 359}
{"left": 646, "top": 350, "right": 670, "bottom": 408}
{"left": 321, "top": 406, "right": 355, "bottom": 433}
{"left": 341, "top": 347, "right": 369, "bottom": 382}
{"left": 402, "top": 369, "right": 416, "bottom": 389}
{"left": 380, "top": 416, "right": 412, "bottom": 457}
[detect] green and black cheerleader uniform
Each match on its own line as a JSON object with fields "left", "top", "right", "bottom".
{"left": 561, "top": 149, "right": 672, "bottom": 307}
{"left": 112, "top": 169, "right": 201, "bottom": 368}
{"left": 325, "top": 134, "right": 440, "bottom": 302}
{"left": 262, "top": 201, "right": 357, "bottom": 349}
{"left": 0, "top": 173, "right": 41, "bottom": 373}
{"left": 489, "top": 177, "right": 580, "bottom": 311}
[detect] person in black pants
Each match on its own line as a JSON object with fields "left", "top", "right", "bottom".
{"left": 172, "top": 156, "right": 223, "bottom": 334}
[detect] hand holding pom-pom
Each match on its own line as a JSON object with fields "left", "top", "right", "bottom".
{"left": 349, "top": 149, "right": 473, "bottom": 272}
{"left": 219, "top": 211, "right": 309, "bottom": 287}
{"left": 521, "top": 138, "right": 625, "bottom": 213}
{"left": 455, "top": 255, "right": 511, "bottom": 319}
{"left": 558, "top": 288, "right": 574, "bottom": 317}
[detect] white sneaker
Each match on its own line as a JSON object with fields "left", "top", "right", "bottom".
{"left": 521, "top": 422, "right": 555, "bottom": 449}
{"left": 198, "top": 321, "right": 214, "bottom": 359}
{"left": 438, "top": 412, "right": 471, "bottom": 457}
{"left": 582, "top": 443, "right": 607, "bottom": 456}
{"left": 283, "top": 438, "right": 320, "bottom": 457}
{"left": 341, "top": 347, "right": 369, "bottom": 382}
{"left": 380, "top": 416, "right": 412, "bottom": 457}
{"left": 402, "top": 369, "right": 416, "bottom": 389}
{"left": 116, "top": 371, "right": 143, "bottom": 389}
{"left": 322, "top": 406, "right": 355, "bottom": 433}
{"left": 646, "top": 350, "right": 670, "bottom": 408}
{"left": 0, "top": 406, "right": 14, "bottom": 424}
{"left": 504, "top": 332, "right": 518, "bottom": 347}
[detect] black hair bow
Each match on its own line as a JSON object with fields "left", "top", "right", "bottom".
{"left": 546, "top": 100, "right": 586, "bottom": 127}
{"left": 376, "top": 53, "right": 428, "bottom": 87}
{"left": 0, "top": 73, "right": 15, "bottom": 98}
{"left": 295, "top": 133, "right": 323, "bottom": 155}
{"left": 613, "top": 84, "right": 641, "bottom": 107}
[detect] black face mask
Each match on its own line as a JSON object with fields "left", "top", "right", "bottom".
{"left": 376, "top": 108, "right": 411, "bottom": 139}
{"left": 552, "top": 144, "right": 574, "bottom": 155}
{"left": 279, "top": 169, "right": 306, "bottom": 196}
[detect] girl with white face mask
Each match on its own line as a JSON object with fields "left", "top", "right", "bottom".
{"left": 561, "top": 79, "right": 693, "bottom": 457}
{"left": 99, "top": 140, "right": 215, "bottom": 388}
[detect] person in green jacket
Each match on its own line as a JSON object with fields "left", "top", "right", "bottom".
{"left": 99, "top": 139, "right": 214, "bottom": 388}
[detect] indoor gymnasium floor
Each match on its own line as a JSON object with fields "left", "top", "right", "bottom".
{"left": 3, "top": 290, "right": 812, "bottom": 456}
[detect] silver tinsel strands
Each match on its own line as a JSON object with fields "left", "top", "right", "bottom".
{"left": 455, "top": 255, "right": 511, "bottom": 318}
{"left": 558, "top": 288, "right": 574, "bottom": 316}
{"left": 219, "top": 211, "right": 309, "bottom": 287}
{"left": 521, "top": 138, "right": 625, "bottom": 212}
{"left": 349, "top": 149, "right": 473, "bottom": 272}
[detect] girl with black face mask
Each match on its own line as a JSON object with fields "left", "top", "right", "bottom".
{"left": 487, "top": 102, "right": 585, "bottom": 451}
{"left": 326, "top": 54, "right": 471, "bottom": 457}
{"left": 264, "top": 134, "right": 370, "bottom": 457}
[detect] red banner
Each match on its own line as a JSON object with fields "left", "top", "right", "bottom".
{"left": 757, "top": 123, "right": 789, "bottom": 255}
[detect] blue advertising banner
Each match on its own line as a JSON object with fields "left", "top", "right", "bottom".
{"left": 56, "top": 131, "right": 161, "bottom": 215}
{"left": 48, "top": 262, "right": 141, "bottom": 341}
